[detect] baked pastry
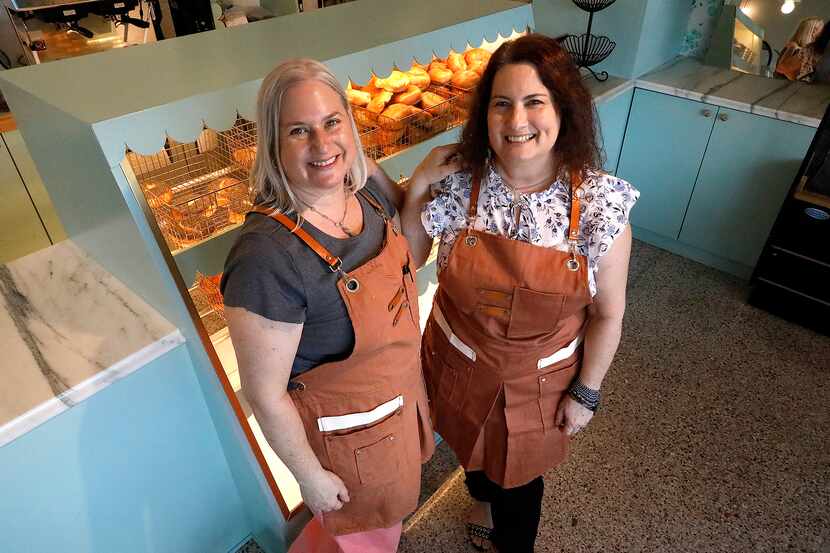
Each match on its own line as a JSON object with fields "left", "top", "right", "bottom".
{"left": 215, "top": 178, "right": 241, "bottom": 207}
{"left": 229, "top": 210, "right": 246, "bottom": 225}
{"left": 376, "top": 70, "right": 410, "bottom": 93}
{"left": 393, "top": 85, "right": 422, "bottom": 106}
{"left": 406, "top": 67, "right": 431, "bottom": 89}
{"left": 367, "top": 90, "right": 393, "bottom": 114}
{"left": 451, "top": 70, "right": 481, "bottom": 90}
{"left": 421, "top": 91, "right": 452, "bottom": 117}
{"left": 464, "top": 48, "right": 491, "bottom": 65}
{"left": 379, "top": 103, "right": 412, "bottom": 129}
{"left": 144, "top": 180, "right": 173, "bottom": 208}
{"left": 347, "top": 88, "right": 372, "bottom": 107}
{"left": 468, "top": 60, "right": 487, "bottom": 76}
{"left": 428, "top": 63, "right": 453, "bottom": 85}
{"left": 447, "top": 52, "right": 467, "bottom": 72}
{"left": 361, "top": 76, "right": 384, "bottom": 95}
{"left": 232, "top": 146, "right": 257, "bottom": 169}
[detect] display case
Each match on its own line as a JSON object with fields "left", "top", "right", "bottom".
{"left": 0, "top": 0, "right": 534, "bottom": 533}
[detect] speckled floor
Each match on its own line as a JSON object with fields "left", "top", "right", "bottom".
{"left": 399, "top": 240, "right": 830, "bottom": 553}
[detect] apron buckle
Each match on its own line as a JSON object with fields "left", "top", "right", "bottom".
{"left": 566, "top": 258, "right": 580, "bottom": 272}
{"left": 465, "top": 235, "right": 478, "bottom": 247}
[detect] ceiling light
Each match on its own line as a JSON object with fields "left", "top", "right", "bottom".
{"left": 781, "top": 0, "right": 796, "bottom": 14}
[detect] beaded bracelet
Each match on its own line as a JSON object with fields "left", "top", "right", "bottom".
{"left": 568, "top": 380, "right": 600, "bottom": 412}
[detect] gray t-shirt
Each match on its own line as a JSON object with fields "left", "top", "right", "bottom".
{"left": 220, "top": 179, "right": 396, "bottom": 377}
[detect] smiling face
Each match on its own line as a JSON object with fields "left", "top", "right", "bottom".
{"left": 278, "top": 79, "right": 356, "bottom": 197}
{"left": 487, "top": 63, "right": 561, "bottom": 176}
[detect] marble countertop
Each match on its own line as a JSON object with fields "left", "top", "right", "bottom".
{"left": 0, "top": 240, "right": 184, "bottom": 446}
{"left": 634, "top": 57, "right": 830, "bottom": 127}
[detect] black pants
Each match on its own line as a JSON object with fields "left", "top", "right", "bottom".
{"left": 465, "top": 471, "right": 544, "bottom": 553}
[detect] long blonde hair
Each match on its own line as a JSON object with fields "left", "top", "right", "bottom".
{"left": 251, "top": 58, "right": 368, "bottom": 214}
{"left": 789, "top": 17, "right": 825, "bottom": 48}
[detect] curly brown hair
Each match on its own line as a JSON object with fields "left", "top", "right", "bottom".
{"left": 459, "top": 33, "right": 602, "bottom": 184}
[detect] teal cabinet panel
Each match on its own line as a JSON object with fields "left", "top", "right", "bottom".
{"left": 596, "top": 88, "right": 633, "bottom": 175}
{"left": 616, "top": 89, "right": 717, "bottom": 239}
{"left": 0, "top": 137, "right": 49, "bottom": 263}
{"left": 678, "top": 108, "right": 815, "bottom": 268}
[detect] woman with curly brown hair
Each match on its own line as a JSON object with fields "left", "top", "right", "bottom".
{"left": 401, "top": 34, "right": 639, "bottom": 552}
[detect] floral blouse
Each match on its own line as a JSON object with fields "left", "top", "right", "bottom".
{"left": 421, "top": 163, "right": 640, "bottom": 297}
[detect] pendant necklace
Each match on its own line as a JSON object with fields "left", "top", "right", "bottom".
{"left": 301, "top": 190, "right": 355, "bottom": 237}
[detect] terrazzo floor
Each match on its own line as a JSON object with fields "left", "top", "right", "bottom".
{"left": 399, "top": 240, "right": 830, "bottom": 553}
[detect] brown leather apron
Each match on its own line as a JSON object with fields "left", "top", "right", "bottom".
{"left": 422, "top": 171, "right": 592, "bottom": 489}
{"left": 255, "top": 191, "right": 434, "bottom": 535}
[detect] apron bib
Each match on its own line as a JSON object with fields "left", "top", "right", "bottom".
{"left": 422, "top": 171, "right": 592, "bottom": 488}
{"left": 255, "top": 191, "right": 434, "bottom": 534}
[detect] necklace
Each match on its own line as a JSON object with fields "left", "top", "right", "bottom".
{"left": 301, "top": 190, "right": 356, "bottom": 237}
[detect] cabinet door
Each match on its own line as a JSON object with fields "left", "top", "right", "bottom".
{"left": 616, "top": 89, "right": 717, "bottom": 239}
{"left": 596, "top": 88, "right": 633, "bottom": 175}
{"left": 678, "top": 108, "right": 815, "bottom": 268}
{"left": 0, "top": 137, "right": 50, "bottom": 264}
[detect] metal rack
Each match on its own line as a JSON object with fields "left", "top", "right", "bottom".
{"left": 126, "top": 120, "right": 256, "bottom": 252}
{"left": 561, "top": 0, "right": 617, "bottom": 82}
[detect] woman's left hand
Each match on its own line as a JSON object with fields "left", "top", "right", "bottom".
{"left": 554, "top": 396, "right": 594, "bottom": 437}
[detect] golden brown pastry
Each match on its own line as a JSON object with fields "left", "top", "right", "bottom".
{"left": 228, "top": 210, "right": 246, "bottom": 225}
{"left": 429, "top": 63, "right": 453, "bottom": 85}
{"left": 232, "top": 146, "right": 257, "bottom": 169}
{"left": 392, "top": 85, "right": 422, "bottom": 106}
{"left": 421, "top": 91, "right": 452, "bottom": 117}
{"left": 468, "top": 60, "right": 487, "bottom": 76}
{"left": 366, "top": 90, "right": 393, "bottom": 114}
{"left": 361, "top": 76, "right": 384, "bottom": 95}
{"left": 144, "top": 180, "right": 173, "bottom": 208}
{"left": 464, "top": 48, "right": 491, "bottom": 65}
{"left": 451, "top": 70, "right": 481, "bottom": 90}
{"left": 346, "top": 88, "right": 372, "bottom": 107}
{"left": 379, "top": 103, "right": 413, "bottom": 129}
{"left": 447, "top": 52, "right": 468, "bottom": 72}
{"left": 406, "top": 67, "right": 431, "bottom": 89}
{"left": 376, "top": 70, "right": 410, "bottom": 93}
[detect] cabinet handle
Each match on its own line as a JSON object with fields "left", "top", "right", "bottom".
{"left": 718, "top": 113, "right": 729, "bottom": 122}
{"left": 702, "top": 109, "right": 713, "bottom": 118}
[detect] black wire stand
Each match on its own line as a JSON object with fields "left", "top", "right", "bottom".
{"left": 561, "top": 0, "right": 617, "bottom": 82}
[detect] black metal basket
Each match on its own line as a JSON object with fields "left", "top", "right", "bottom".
{"left": 572, "top": 0, "right": 617, "bottom": 12}
{"left": 562, "top": 34, "right": 616, "bottom": 67}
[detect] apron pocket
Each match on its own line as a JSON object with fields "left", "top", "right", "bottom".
{"left": 507, "top": 288, "right": 566, "bottom": 340}
{"left": 503, "top": 360, "right": 576, "bottom": 435}
{"left": 324, "top": 408, "right": 405, "bottom": 488}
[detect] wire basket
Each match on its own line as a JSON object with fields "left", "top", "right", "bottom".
{"left": 126, "top": 119, "right": 256, "bottom": 251}
{"left": 353, "top": 84, "right": 467, "bottom": 160}
{"left": 572, "top": 0, "right": 617, "bottom": 12}
{"left": 190, "top": 271, "right": 227, "bottom": 334}
{"left": 562, "top": 34, "right": 616, "bottom": 67}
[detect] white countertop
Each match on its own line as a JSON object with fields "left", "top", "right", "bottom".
{"left": 634, "top": 57, "right": 830, "bottom": 127}
{"left": 0, "top": 240, "right": 184, "bottom": 446}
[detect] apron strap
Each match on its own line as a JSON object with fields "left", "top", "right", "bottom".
{"left": 249, "top": 206, "right": 343, "bottom": 272}
{"left": 468, "top": 171, "right": 483, "bottom": 223}
{"left": 357, "top": 188, "right": 390, "bottom": 222}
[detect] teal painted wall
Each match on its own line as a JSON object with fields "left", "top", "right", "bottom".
{"left": 0, "top": 345, "right": 252, "bottom": 553}
{"left": 533, "top": 0, "right": 692, "bottom": 78}
{"left": 632, "top": 1, "right": 693, "bottom": 77}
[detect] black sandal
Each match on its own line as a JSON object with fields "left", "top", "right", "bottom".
{"left": 466, "top": 522, "right": 493, "bottom": 551}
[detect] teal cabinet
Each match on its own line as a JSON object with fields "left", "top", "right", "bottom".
{"left": 596, "top": 88, "right": 633, "bottom": 175}
{"left": 677, "top": 108, "right": 815, "bottom": 267}
{"left": 616, "top": 88, "right": 815, "bottom": 278}
{"left": 616, "top": 89, "right": 717, "bottom": 239}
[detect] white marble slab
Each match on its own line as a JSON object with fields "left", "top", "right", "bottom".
{"left": 0, "top": 240, "right": 184, "bottom": 446}
{"left": 585, "top": 74, "right": 634, "bottom": 106}
{"left": 635, "top": 57, "right": 830, "bottom": 128}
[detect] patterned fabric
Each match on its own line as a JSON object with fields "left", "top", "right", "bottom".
{"left": 421, "top": 163, "right": 639, "bottom": 296}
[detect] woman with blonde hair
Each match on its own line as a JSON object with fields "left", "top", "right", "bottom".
{"left": 221, "top": 58, "right": 434, "bottom": 552}
{"left": 775, "top": 17, "right": 825, "bottom": 81}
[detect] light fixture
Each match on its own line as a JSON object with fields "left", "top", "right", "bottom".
{"left": 781, "top": 0, "right": 797, "bottom": 14}
{"left": 739, "top": 0, "right": 754, "bottom": 17}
